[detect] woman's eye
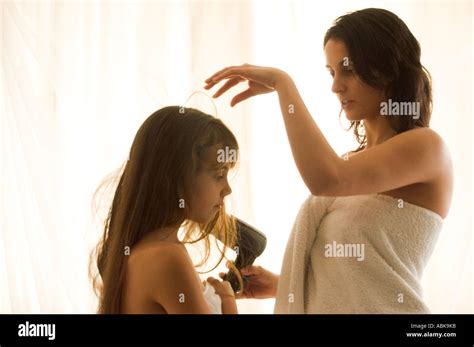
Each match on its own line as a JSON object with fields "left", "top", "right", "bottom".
{"left": 329, "top": 69, "right": 353, "bottom": 78}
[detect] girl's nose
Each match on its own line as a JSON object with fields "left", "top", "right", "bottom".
{"left": 223, "top": 182, "right": 232, "bottom": 197}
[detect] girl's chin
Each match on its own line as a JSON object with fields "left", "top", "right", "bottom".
{"left": 187, "top": 207, "right": 220, "bottom": 224}
{"left": 195, "top": 212, "right": 220, "bottom": 225}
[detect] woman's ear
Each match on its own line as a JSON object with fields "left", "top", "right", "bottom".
{"left": 177, "top": 184, "right": 187, "bottom": 210}
{"left": 372, "top": 69, "right": 393, "bottom": 91}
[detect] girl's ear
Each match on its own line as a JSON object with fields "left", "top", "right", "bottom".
{"left": 177, "top": 181, "right": 191, "bottom": 212}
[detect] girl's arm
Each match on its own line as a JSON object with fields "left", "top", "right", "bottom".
{"left": 221, "top": 297, "right": 238, "bottom": 314}
{"left": 206, "top": 277, "right": 238, "bottom": 314}
{"left": 148, "top": 244, "right": 212, "bottom": 314}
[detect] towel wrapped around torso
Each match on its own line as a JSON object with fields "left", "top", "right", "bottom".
{"left": 274, "top": 193, "right": 443, "bottom": 314}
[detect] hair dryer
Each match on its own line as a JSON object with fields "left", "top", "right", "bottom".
{"left": 223, "top": 218, "right": 267, "bottom": 294}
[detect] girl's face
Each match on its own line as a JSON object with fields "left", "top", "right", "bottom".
{"left": 324, "top": 39, "right": 386, "bottom": 121}
{"left": 186, "top": 144, "right": 234, "bottom": 224}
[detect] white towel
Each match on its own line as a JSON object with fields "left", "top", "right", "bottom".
{"left": 274, "top": 193, "right": 443, "bottom": 314}
{"left": 202, "top": 281, "right": 222, "bottom": 314}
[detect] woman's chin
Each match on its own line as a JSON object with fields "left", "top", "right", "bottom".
{"left": 345, "top": 112, "right": 363, "bottom": 122}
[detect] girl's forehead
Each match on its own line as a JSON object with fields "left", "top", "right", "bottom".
{"left": 201, "top": 143, "right": 235, "bottom": 170}
{"left": 201, "top": 143, "right": 223, "bottom": 160}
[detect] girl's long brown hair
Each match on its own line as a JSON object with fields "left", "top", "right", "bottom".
{"left": 89, "top": 106, "right": 241, "bottom": 313}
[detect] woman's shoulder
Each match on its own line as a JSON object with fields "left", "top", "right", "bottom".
{"left": 398, "top": 127, "right": 452, "bottom": 169}
{"left": 342, "top": 127, "right": 451, "bottom": 163}
{"left": 396, "top": 127, "right": 446, "bottom": 147}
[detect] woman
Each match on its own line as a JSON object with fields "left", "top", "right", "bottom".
{"left": 207, "top": 8, "right": 453, "bottom": 313}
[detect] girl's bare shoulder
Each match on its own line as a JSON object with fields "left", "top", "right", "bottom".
{"left": 124, "top": 241, "right": 209, "bottom": 313}
{"left": 128, "top": 241, "right": 189, "bottom": 270}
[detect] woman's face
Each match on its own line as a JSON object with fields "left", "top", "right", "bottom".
{"left": 324, "top": 39, "right": 386, "bottom": 121}
{"left": 185, "top": 143, "right": 233, "bottom": 224}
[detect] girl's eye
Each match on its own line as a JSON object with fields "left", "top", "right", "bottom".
{"left": 215, "top": 172, "right": 226, "bottom": 180}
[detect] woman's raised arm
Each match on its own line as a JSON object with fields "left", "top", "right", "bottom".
{"left": 205, "top": 65, "right": 341, "bottom": 195}
{"left": 204, "top": 64, "right": 450, "bottom": 197}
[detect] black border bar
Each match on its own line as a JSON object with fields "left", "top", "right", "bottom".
{"left": 0, "top": 314, "right": 472, "bottom": 345}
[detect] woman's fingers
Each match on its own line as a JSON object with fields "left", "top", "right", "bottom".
{"left": 212, "top": 70, "right": 243, "bottom": 85}
{"left": 204, "top": 67, "right": 236, "bottom": 88}
{"left": 205, "top": 67, "right": 250, "bottom": 89}
{"left": 205, "top": 66, "right": 232, "bottom": 83}
{"left": 230, "top": 88, "right": 255, "bottom": 107}
{"left": 240, "top": 265, "right": 260, "bottom": 276}
{"left": 212, "top": 77, "right": 244, "bottom": 98}
{"left": 205, "top": 65, "right": 246, "bottom": 83}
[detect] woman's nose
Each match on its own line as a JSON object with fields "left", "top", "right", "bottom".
{"left": 331, "top": 74, "right": 346, "bottom": 94}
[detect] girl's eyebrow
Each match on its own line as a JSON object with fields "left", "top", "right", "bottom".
{"left": 209, "top": 163, "right": 230, "bottom": 171}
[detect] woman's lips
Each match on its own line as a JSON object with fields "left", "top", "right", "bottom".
{"left": 341, "top": 100, "right": 354, "bottom": 109}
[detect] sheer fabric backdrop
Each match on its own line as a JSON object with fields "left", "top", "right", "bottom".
{"left": 1, "top": 0, "right": 471, "bottom": 313}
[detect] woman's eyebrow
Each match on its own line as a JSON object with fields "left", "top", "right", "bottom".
{"left": 326, "top": 59, "right": 351, "bottom": 69}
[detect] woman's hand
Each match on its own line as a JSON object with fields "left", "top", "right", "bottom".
{"left": 219, "top": 265, "right": 279, "bottom": 299}
{"left": 204, "top": 64, "right": 289, "bottom": 107}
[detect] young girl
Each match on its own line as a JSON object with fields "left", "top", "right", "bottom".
{"left": 90, "top": 106, "right": 242, "bottom": 314}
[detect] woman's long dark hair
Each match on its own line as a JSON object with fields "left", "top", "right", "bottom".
{"left": 324, "top": 8, "right": 432, "bottom": 152}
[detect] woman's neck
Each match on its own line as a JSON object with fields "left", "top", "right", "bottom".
{"left": 363, "top": 117, "right": 397, "bottom": 149}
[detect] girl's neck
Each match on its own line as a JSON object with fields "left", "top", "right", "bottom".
{"left": 141, "top": 226, "right": 181, "bottom": 245}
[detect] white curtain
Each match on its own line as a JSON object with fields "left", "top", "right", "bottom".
{"left": 1, "top": 0, "right": 471, "bottom": 314}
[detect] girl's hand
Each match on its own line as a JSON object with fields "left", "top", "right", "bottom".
{"left": 204, "top": 64, "right": 289, "bottom": 107}
{"left": 206, "top": 276, "right": 235, "bottom": 300}
{"left": 206, "top": 276, "right": 238, "bottom": 314}
{"left": 219, "top": 265, "right": 279, "bottom": 299}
